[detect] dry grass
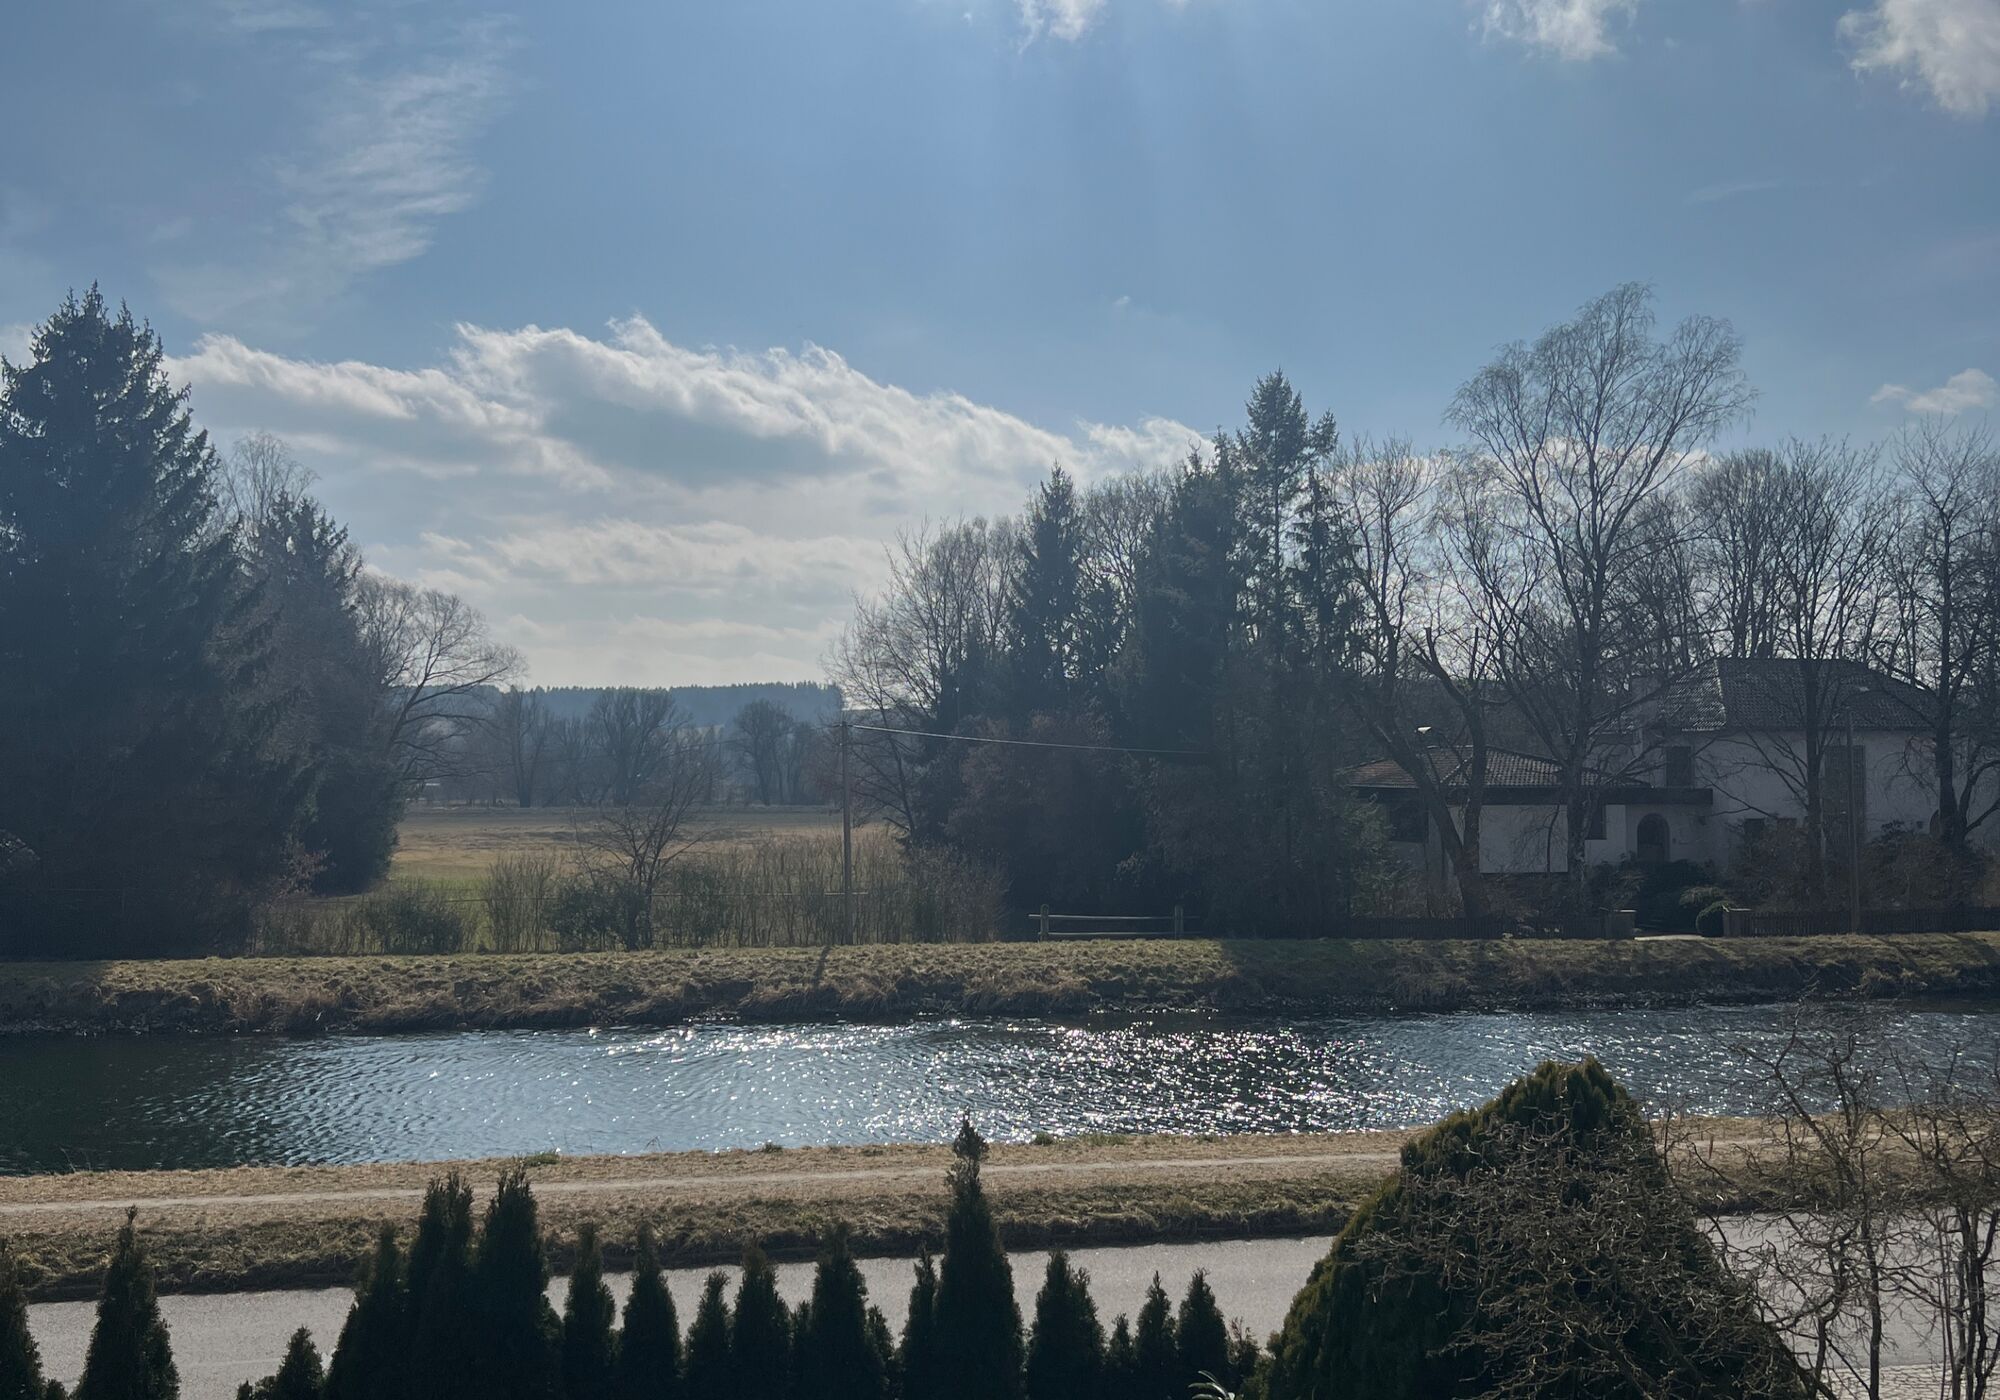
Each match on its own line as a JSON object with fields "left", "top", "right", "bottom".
{"left": 4, "top": 933, "right": 2000, "bottom": 1036}
{"left": 392, "top": 805, "right": 845, "bottom": 881}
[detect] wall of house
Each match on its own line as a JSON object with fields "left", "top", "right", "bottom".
{"left": 1692, "top": 730, "right": 1951, "bottom": 865}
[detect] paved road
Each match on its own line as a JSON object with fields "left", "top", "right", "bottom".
{"left": 0, "top": 1152, "right": 1398, "bottom": 1220}
{"left": 29, "top": 1237, "right": 1327, "bottom": 1400}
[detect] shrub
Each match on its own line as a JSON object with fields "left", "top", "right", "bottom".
{"left": 547, "top": 876, "right": 644, "bottom": 954}
{"left": 681, "top": 1275, "right": 731, "bottom": 1400}
{"left": 794, "top": 1227, "right": 889, "bottom": 1400}
{"left": 1129, "top": 1276, "right": 1175, "bottom": 1400}
{"left": 484, "top": 854, "right": 562, "bottom": 953}
{"left": 0, "top": 1244, "right": 45, "bottom": 1400}
{"left": 612, "top": 1225, "right": 680, "bottom": 1400}
{"left": 324, "top": 1226, "right": 408, "bottom": 1400}
{"left": 407, "top": 1175, "right": 476, "bottom": 1400}
{"left": 560, "top": 1224, "right": 615, "bottom": 1400}
{"left": 729, "top": 1246, "right": 791, "bottom": 1400}
{"left": 1175, "top": 1271, "right": 1230, "bottom": 1395}
{"left": 897, "top": 1248, "right": 943, "bottom": 1400}
{"left": 355, "top": 884, "right": 470, "bottom": 956}
{"left": 1101, "top": 1316, "right": 1135, "bottom": 1400}
{"left": 1258, "top": 1059, "right": 1807, "bottom": 1400}
{"left": 76, "top": 1210, "right": 177, "bottom": 1400}
{"left": 243, "top": 1329, "right": 322, "bottom": 1400}
{"left": 934, "top": 1120, "right": 1023, "bottom": 1400}
{"left": 1024, "top": 1252, "right": 1102, "bottom": 1400}
{"left": 472, "top": 1170, "right": 560, "bottom": 1400}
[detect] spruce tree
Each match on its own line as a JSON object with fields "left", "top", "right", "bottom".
{"left": 728, "top": 1247, "right": 789, "bottom": 1400}
{"left": 407, "top": 1176, "right": 476, "bottom": 1400}
{"left": 324, "top": 1226, "right": 407, "bottom": 1400}
{"left": 472, "top": 1170, "right": 560, "bottom": 1400}
{"left": 862, "top": 1309, "right": 896, "bottom": 1400}
{"left": 76, "top": 1210, "right": 177, "bottom": 1400}
{"left": 680, "top": 1275, "right": 730, "bottom": 1400}
{"left": 1023, "top": 1252, "right": 1102, "bottom": 1400}
{"left": 560, "top": 1225, "right": 616, "bottom": 1400}
{"left": 1174, "top": 1272, "right": 1229, "bottom": 1395}
{"left": 611, "top": 1226, "right": 679, "bottom": 1400}
{"left": 795, "top": 1228, "right": 887, "bottom": 1400}
{"left": 934, "top": 1120, "right": 1022, "bottom": 1400}
{"left": 0, "top": 1245, "right": 45, "bottom": 1400}
{"left": 1007, "top": 465, "right": 1095, "bottom": 720}
{"left": 0, "top": 290, "right": 311, "bottom": 955}
{"left": 1129, "top": 1277, "right": 1175, "bottom": 1400}
{"left": 1101, "top": 1316, "right": 1135, "bottom": 1400}
{"left": 896, "top": 1249, "right": 942, "bottom": 1400}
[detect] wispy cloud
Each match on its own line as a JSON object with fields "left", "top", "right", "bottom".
{"left": 1840, "top": 0, "right": 2000, "bottom": 118}
{"left": 1872, "top": 367, "right": 1999, "bottom": 413}
{"left": 154, "top": 7, "right": 513, "bottom": 329}
{"left": 1479, "top": 0, "right": 1640, "bottom": 61}
{"left": 1018, "top": 0, "right": 1110, "bottom": 42}
{"left": 1685, "top": 177, "right": 1786, "bottom": 207}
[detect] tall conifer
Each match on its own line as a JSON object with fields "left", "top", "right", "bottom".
{"left": 76, "top": 1211, "right": 177, "bottom": 1400}
{"left": 728, "top": 1248, "right": 789, "bottom": 1400}
{"left": 560, "top": 1225, "right": 615, "bottom": 1400}
{"left": 0, "top": 1245, "right": 45, "bottom": 1400}
{"left": 934, "top": 1120, "right": 1023, "bottom": 1400}
{"left": 1024, "top": 1252, "right": 1102, "bottom": 1400}
{"left": 612, "top": 1226, "right": 679, "bottom": 1400}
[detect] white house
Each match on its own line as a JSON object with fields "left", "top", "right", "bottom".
{"left": 1354, "top": 657, "right": 1998, "bottom": 884}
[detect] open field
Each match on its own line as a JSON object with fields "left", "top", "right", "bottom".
{"left": 5, "top": 933, "right": 2000, "bottom": 1036}
{"left": 391, "top": 803, "right": 846, "bottom": 881}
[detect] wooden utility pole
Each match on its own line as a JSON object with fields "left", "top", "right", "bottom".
{"left": 839, "top": 718, "right": 853, "bottom": 947}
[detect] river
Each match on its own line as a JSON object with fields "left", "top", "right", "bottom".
{"left": 4, "top": 1001, "right": 1997, "bottom": 1174}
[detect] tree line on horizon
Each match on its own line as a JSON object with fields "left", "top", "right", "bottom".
{"left": 833, "top": 283, "right": 2000, "bottom": 930}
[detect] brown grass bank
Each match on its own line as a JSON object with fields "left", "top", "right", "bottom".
{"left": 4, "top": 933, "right": 2000, "bottom": 1036}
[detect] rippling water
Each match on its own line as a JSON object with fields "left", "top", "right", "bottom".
{"left": 4, "top": 1003, "right": 1999, "bottom": 1174}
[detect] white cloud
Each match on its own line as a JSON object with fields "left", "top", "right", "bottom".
{"left": 154, "top": 10, "right": 512, "bottom": 327}
{"left": 1840, "top": 0, "right": 2000, "bottom": 117}
{"left": 1871, "top": 367, "right": 1999, "bottom": 414}
{"left": 0, "top": 323, "right": 31, "bottom": 364}
{"left": 1018, "top": 0, "right": 1110, "bottom": 41}
{"left": 1480, "top": 0, "right": 1639, "bottom": 60}
{"left": 168, "top": 318, "right": 1199, "bottom": 684}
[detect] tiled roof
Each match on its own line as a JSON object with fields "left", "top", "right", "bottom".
{"left": 1349, "top": 747, "right": 1570, "bottom": 791}
{"left": 1655, "top": 658, "right": 1933, "bottom": 734}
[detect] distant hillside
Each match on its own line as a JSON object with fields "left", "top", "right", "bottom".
{"left": 530, "top": 682, "right": 841, "bottom": 728}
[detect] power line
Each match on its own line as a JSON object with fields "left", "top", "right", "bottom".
{"left": 847, "top": 723, "right": 1207, "bottom": 758}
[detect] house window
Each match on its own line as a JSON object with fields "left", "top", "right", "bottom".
{"left": 1663, "top": 746, "right": 1694, "bottom": 788}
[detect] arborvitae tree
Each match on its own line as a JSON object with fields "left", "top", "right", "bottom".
{"left": 611, "top": 1225, "right": 679, "bottom": 1400}
{"left": 1101, "top": 1316, "right": 1135, "bottom": 1400}
{"left": 1174, "top": 1272, "right": 1229, "bottom": 1395}
{"left": 249, "top": 1329, "right": 323, "bottom": 1400}
{"left": 862, "top": 1308, "right": 896, "bottom": 1400}
{"left": 0, "top": 290, "right": 311, "bottom": 955}
{"left": 934, "top": 1120, "right": 1023, "bottom": 1400}
{"left": 1260, "top": 1059, "right": 1806, "bottom": 1400}
{"left": 795, "top": 1227, "right": 887, "bottom": 1400}
{"left": 728, "top": 1247, "right": 790, "bottom": 1400}
{"left": 1023, "top": 1251, "right": 1102, "bottom": 1400}
{"left": 0, "top": 1245, "right": 45, "bottom": 1400}
{"left": 1129, "top": 1276, "right": 1175, "bottom": 1400}
{"left": 472, "top": 1170, "right": 560, "bottom": 1400}
{"left": 560, "top": 1225, "right": 616, "bottom": 1400}
{"left": 324, "top": 1227, "right": 407, "bottom": 1400}
{"left": 680, "top": 1275, "right": 731, "bottom": 1400}
{"left": 76, "top": 1211, "right": 177, "bottom": 1400}
{"left": 896, "top": 1248, "right": 943, "bottom": 1400}
{"left": 407, "top": 1176, "right": 476, "bottom": 1400}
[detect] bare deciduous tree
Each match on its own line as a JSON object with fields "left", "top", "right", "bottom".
{"left": 576, "top": 704, "right": 710, "bottom": 948}
{"left": 356, "top": 576, "right": 522, "bottom": 785}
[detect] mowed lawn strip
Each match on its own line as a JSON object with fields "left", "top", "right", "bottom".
{"left": 4, "top": 934, "right": 2000, "bottom": 1036}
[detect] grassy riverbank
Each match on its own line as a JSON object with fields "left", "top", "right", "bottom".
{"left": 3, "top": 933, "right": 2000, "bottom": 1036}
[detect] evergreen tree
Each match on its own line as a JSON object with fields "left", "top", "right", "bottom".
{"left": 1118, "top": 451, "right": 1239, "bottom": 752}
{"left": 728, "top": 1247, "right": 790, "bottom": 1400}
{"left": 680, "top": 1275, "right": 731, "bottom": 1400}
{"left": 1129, "top": 1277, "right": 1175, "bottom": 1400}
{"left": 934, "top": 1120, "right": 1023, "bottom": 1400}
{"left": 1023, "top": 1252, "right": 1102, "bottom": 1400}
{"left": 861, "top": 1309, "right": 896, "bottom": 1400}
{"left": 794, "top": 1228, "right": 887, "bottom": 1400}
{"left": 1007, "top": 466, "right": 1101, "bottom": 720}
{"left": 560, "top": 1225, "right": 616, "bottom": 1400}
{"left": 472, "top": 1171, "right": 560, "bottom": 1400}
{"left": 246, "top": 1329, "right": 323, "bottom": 1400}
{"left": 407, "top": 1176, "right": 475, "bottom": 1400}
{"left": 611, "top": 1226, "right": 679, "bottom": 1400}
{"left": 240, "top": 492, "right": 401, "bottom": 892}
{"left": 1101, "top": 1316, "right": 1135, "bottom": 1400}
{"left": 0, "top": 290, "right": 311, "bottom": 954}
{"left": 896, "top": 1248, "right": 943, "bottom": 1400}
{"left": 324, "top": 1227, "right": 407, "bottom": 1400}
{"left": 1233, "top": 371, "right": 1337, "bottom": 656}
{"left": 0, "top": 1245, "right": 45, "bottom": 1400}
{"left": 1174, "top": 1273, "right": 1229, "bottom": 1395}
{"left": 76, "top": 1211, "right": 178, "bottom": 1400}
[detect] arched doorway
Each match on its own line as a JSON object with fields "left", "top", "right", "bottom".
{"left": 1636, "top": 813, "right": 1670, "bottom": 865}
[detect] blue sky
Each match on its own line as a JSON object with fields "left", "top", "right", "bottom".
{"left": 3, "top": 0, "right": 1997, "bottom": 684}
